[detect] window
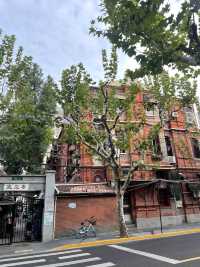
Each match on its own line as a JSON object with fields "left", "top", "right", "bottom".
{"left": 165, "top": 136, "right": 173, "bottom": 156}
{"left": 122, "top": 168, "right": 129, "bottom": 177}
{"left": 94, "top": 175, "right": 102, "bottom": 183}
{"left": 143, "top": 94, "right": 158, "bottom": 117}
{"left": 191, "top": 138, "right": 200, "bottom": 158}
{"left": 93, "top": 117, "right": 104, "bottom": 130}
{"left": 159, "top": 188, "right": 170, "bottom": 206}
{"left": 117, "top": 87, "right": 125, "bottom": 95}
{"left": 184, "top": 107, "right": 195, "bottom": 125}
{"left": 118, "top": 99, "right": 127, "bottom": 121}
{"left": 145, "top": 103, "right": 157, "bottom": 117}
{"left": 120, "top": 148, "right": 126, "bottom": 154}
{"left": 152, "top": 136, "right": 161, "bottom": 155}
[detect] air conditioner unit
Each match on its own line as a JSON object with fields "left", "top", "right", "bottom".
{"left": 143, "top": 95, "right": 150, "bottom": 102}
{"left": 172, "top": 112, "right": 178, "bottom": 118}
{"left": 193, "top": 191, "right": 200, "bottom": 199}
{"left": 68, "top": 145, "right": 76, "bottom": 151}
{"left": 175, "top": 200, "right": 183, "bottom": 208}
{"left": 167, "top": 156, "right": 176, "bottom": 163}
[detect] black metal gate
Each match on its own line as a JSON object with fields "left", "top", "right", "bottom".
{"left": 0, "top": 193, "right": 43, "bottom": 245}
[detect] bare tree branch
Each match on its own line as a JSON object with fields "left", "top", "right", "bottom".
{"left": 110, "top": 109, "right": 125, "bottom": 132}
{"left": 76, "top": 129, "right": 110, "bottom": 162}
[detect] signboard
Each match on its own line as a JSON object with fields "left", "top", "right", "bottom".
{"left": 3, "top": 184, "right": 29, "bottom": 191}
{"left": 68, "top": 202, "right": 76, "bottom": 209}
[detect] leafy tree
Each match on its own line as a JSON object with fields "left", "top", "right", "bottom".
{"left": 90, "top": 0, "right": 200, "bottom": 78}
{"left": 0, "top": 31, "right": 57, "bottom": 174}
{"left": 57, "top": 47, "right": 197, "bottom": 237}
{"left": 143, "top": 71, "right": 197, "bottom": 124}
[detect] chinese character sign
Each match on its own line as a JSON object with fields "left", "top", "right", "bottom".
{"left": 3, "top": 184, "right": 29, "bottom": 191}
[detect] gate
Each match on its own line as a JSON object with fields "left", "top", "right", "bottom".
{"left": 0, "top": 193, "right": 44, "bottom": 245}
{"left": 0, "top": 202, "right": 15, "bottom": 245}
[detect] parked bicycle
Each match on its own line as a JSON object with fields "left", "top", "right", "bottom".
{"left": 76, "top": 216, "right": 96, "bottom": 239}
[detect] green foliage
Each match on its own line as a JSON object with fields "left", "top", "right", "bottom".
{"left": 58, "top": 63, "right": 93, "bottom": 118}
{"left": 102, "top": 46, "right": 118, "bottom": 80}
{"left": 0, "top": 31, "right": 57, "bottom": 174}
{"left": 90, "top": 0, "right": 200, "bottom": 78}
{"left": 143, "top": 71, "right": 197, "bottom": 122}
{"left": 176, "top": 137, "right": 192, "bottom": 158}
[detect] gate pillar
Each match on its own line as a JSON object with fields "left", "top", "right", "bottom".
{"left": 42, "top": 170, "right": 55, "bottom": 242}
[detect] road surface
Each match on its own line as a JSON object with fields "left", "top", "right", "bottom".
{"left": 2, "top": 233, "right": 200, "bottom": 266}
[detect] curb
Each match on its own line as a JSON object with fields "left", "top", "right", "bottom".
{"left": 54, "top": 228, "right": 200, "bottom": 251}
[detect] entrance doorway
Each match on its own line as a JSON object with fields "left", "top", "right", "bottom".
{"left": 123, "top": 193, "right": 133, "bottom": 224}
{"left": 0, "top": 192, "right": 43, "bottom": 245}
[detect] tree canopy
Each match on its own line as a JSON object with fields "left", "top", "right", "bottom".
{"left": 90, "top": 0, "right": 200, "bottom": 78}
{"left": 0, "top": 31, "right": 57, "bottom": 174}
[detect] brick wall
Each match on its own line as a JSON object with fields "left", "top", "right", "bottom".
{"left": 55, "top": 195, "right": 117, "bottom": 237}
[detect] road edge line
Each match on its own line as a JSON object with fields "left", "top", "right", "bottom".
{"left": 53, "top": 228, "right": 200, "bottom": 251}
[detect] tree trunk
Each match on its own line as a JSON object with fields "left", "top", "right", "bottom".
{"left": 116, "top": 179, "right": 128, "bottom": 237}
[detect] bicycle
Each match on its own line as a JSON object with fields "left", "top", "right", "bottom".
{"left": 76, "top": 216, "right": 97, "bottom": 239}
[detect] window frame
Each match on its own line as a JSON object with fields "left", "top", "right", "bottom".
{"left": 191, "top": 138, "right": 200, "bottom": 159}
{"left": 165, "top": 136, "right": 173, "bottom": 157}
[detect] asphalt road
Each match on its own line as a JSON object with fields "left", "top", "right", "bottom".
{"left": 2, "top": 233, "right": 200, "bottom": 266}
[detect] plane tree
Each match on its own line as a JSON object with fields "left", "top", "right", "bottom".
{"left": 90, "top": 0, "right": 200, "bottom": 78}
{"left": 0, "top": 30, "right": 57, "bottom": 174}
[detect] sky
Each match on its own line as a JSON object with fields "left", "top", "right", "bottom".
{"left": 0, "top": 0, "right": 136, "bottom": 84}
{"left": 0, "top": 0, "right": 188, "bottom": 86}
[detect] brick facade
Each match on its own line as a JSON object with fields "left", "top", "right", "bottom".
{"left": 50, "top": 86, "right": 200, "bottom": 235}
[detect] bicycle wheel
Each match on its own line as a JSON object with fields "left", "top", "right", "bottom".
{"left": 92, "top": 229, "right": 96, "bottom": 237}
{"left": 88, "top": 229, "right": 96, "bottom": 237}
{"left": 76, "top": 231, "right": 87, "bottom": 239}
{"left": 69, "top": 229, "right": 77, "bottom": 238}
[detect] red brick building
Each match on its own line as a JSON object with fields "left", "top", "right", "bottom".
{"left": 49, "top": 87, "right": 200, "bottom": 237}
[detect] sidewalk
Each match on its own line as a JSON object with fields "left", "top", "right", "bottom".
{"left": 1, "top": 223, "right": 200, "bottom": 256}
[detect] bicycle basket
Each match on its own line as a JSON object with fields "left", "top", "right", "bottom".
{"left": 88, "top": 217, "right": 96, "bottom": 225}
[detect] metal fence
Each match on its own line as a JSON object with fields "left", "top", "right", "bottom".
{"left": 0, "top": 193, "right": 43, "bottom": 245}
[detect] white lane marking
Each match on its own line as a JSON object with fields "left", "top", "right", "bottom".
{"left": 0, "top": 259, "right": 46, "bottom": 267}
{"left": 14, "top": 250, "right": 33, "bottom": 254}
{"left": 59, "top": 253, "right": 91, "bottom": 259}
{"left": 35, "top": 257, "right": 101, "bottom": 267}
{"left": 85, "top": 263, "right": 115, "bottom": 267}
{"left": 0, "top": 249, "right": 82, "bottom": 262}
{"left": 179, "top": 256, "right": 200, "bottom": 263}
{"left": 109, "top": 245, "right": 181, "bottom": 265}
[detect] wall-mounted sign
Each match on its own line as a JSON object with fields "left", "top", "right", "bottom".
{"left": 3, "top": 184, "right": 29, "bottom": 191}
{"left": 44, "top": 213, "right": 53, "bottom": 225}
{"left": 68, "top": 202, "right": 76, "bottom": 209}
